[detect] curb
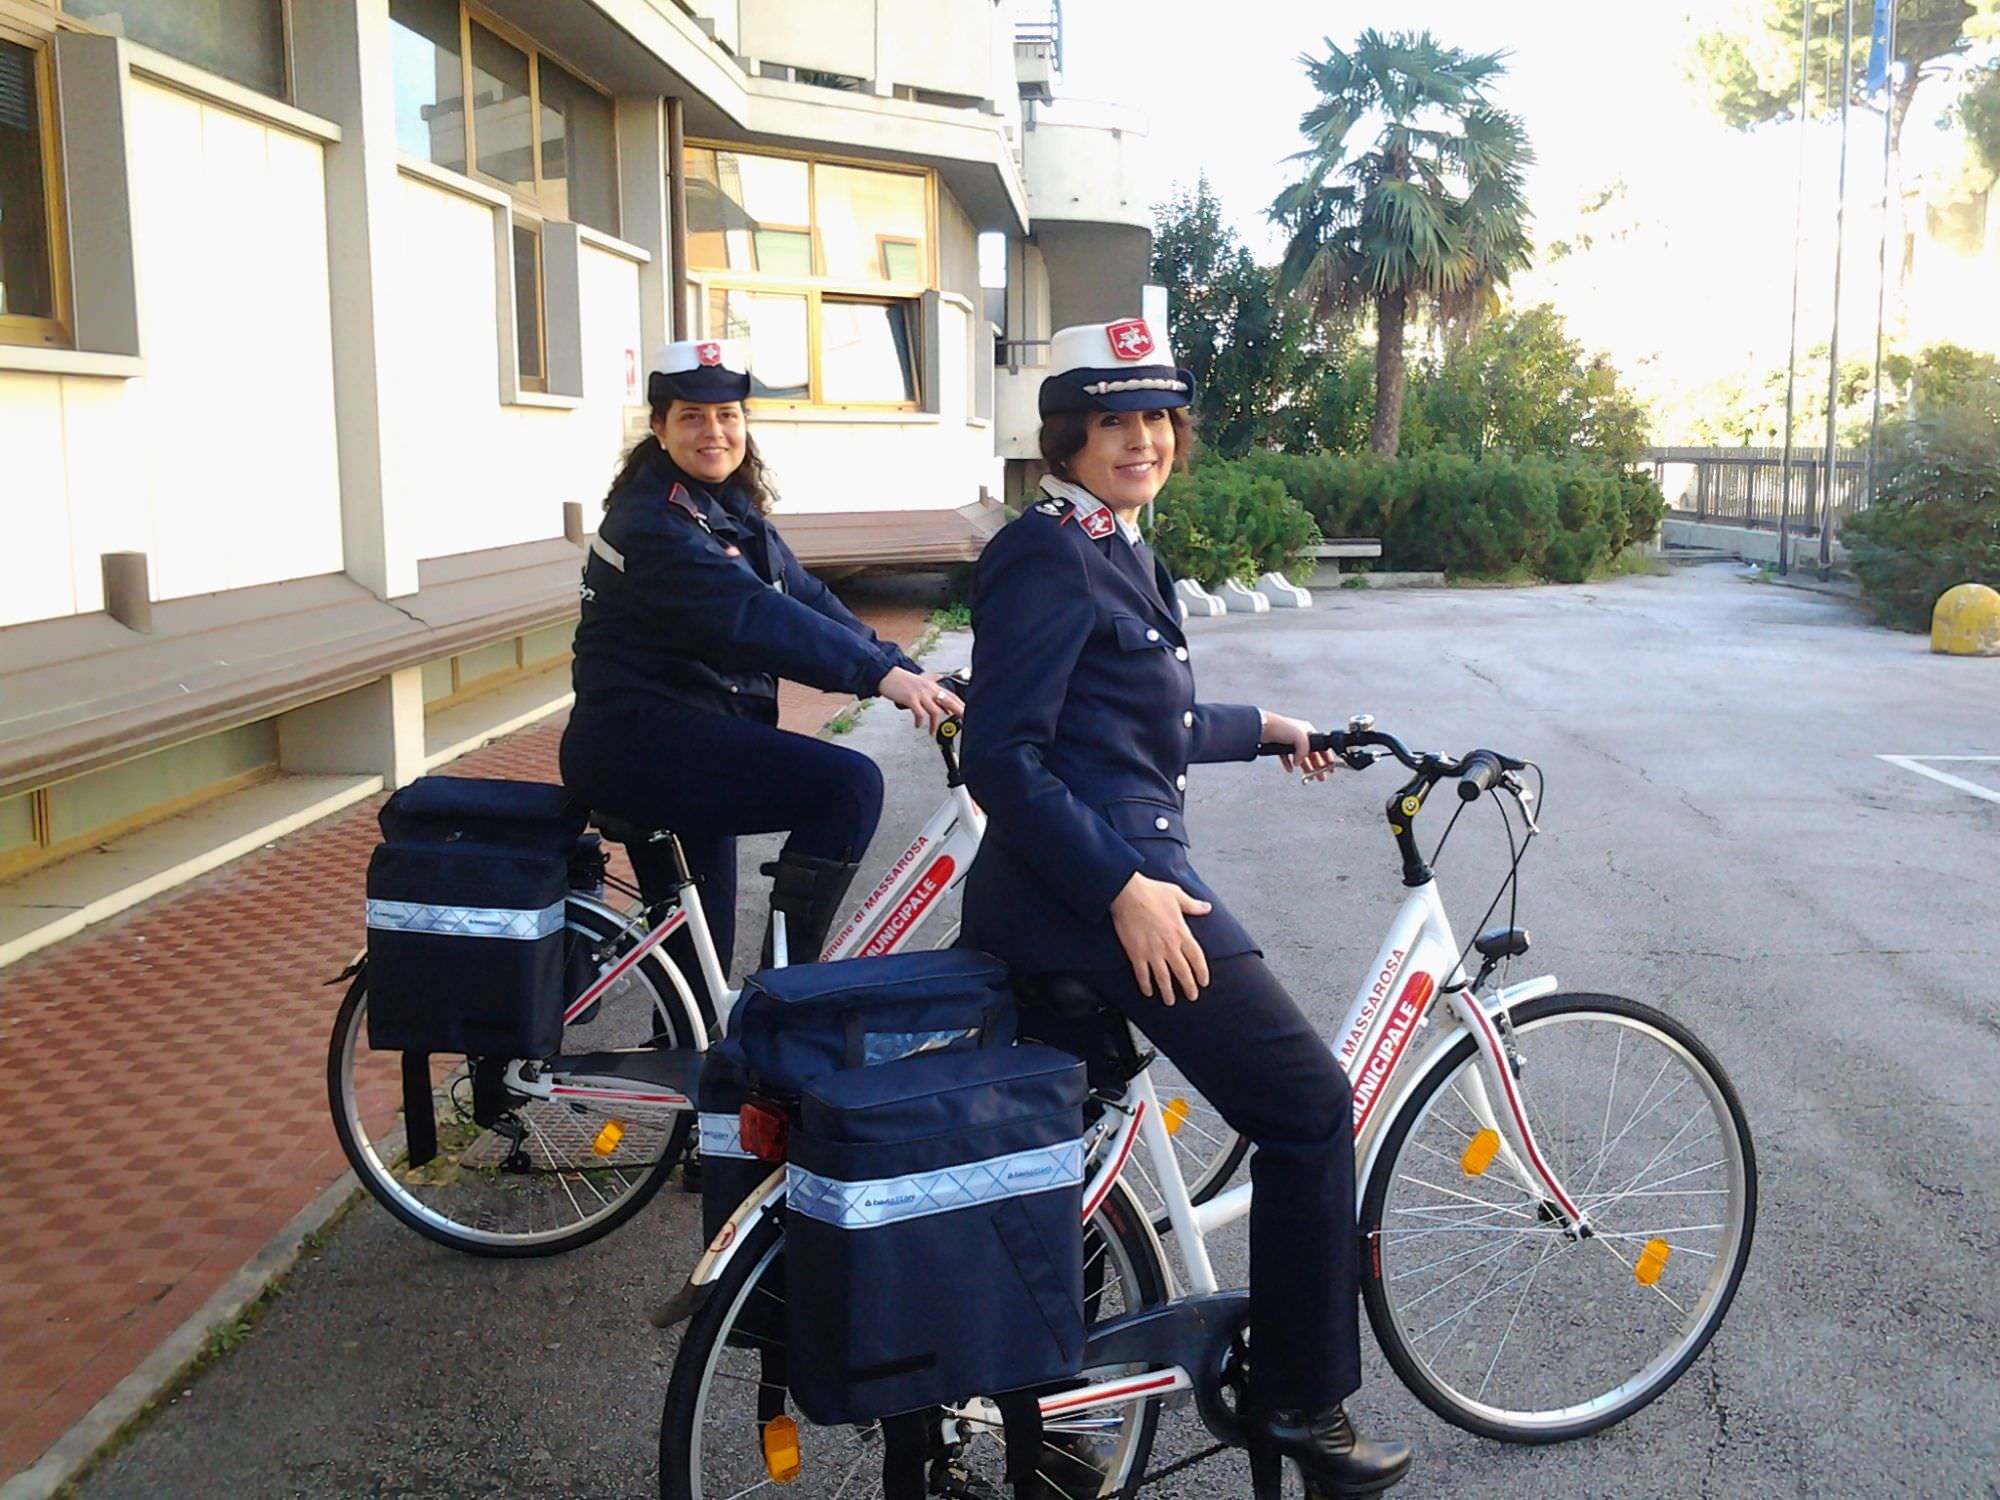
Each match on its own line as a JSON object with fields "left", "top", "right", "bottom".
{"left": 0, "top": 1174, "right": 362, "bottom": 1500}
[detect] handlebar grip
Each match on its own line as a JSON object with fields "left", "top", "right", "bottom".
{"left": 1257, "top": 732, "right": 1341, "bottom": 757}
{"left": 1457, "top": 750, "right": 1503, "bottom": 801}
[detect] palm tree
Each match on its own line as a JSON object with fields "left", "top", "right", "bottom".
{"left": 1273, "top": 30, "right": 1534, "bottom": 456}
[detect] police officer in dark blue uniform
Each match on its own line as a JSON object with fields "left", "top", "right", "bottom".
{"left": 960, "top": 320, "right": 1410, "bottom": 1498}
{"left": 561, "top": 340, "right": 961, "bottom": 989}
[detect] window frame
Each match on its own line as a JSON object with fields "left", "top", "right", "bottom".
{"left": 58, "top": 0, "right": 295, "bottom": 104}
{"left": 686, "top": 139, "right": 937, "bottom": 413}
{"left": 510, "top": 212, "right": 547, "bottom": 393}
{"left": 0, "top": 26, "right": 73, "bottom": 350}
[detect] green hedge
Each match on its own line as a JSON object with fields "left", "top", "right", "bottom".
{"left": 1842, "top": 407, "right": 2000, "bottom": 631}
{"left": 1221, "top": 449, "right": 1664, "bottom": 582}
{"left": 1150, "top": 467, "right": 1320, "bottom": 588}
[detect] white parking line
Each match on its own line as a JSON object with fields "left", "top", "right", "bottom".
{"left": 1877, "top": 755, "right": 2000, "bottom": 806}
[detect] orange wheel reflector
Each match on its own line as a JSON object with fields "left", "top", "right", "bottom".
{"left": 1634, "top": 1238, "right": 1671, "bottom": 1287}
{"left": 1460, "top": 1128, "right": 1500, "bottom": 1177}
{"left": 1162, "top": 1097, "right": 1190, "bottom": 1137}
{"left": 592, "top": 1121, "right": 626, "bottom": 1157}
{"left": 763, "top": 1414, "right": 802, "bottom": 1483}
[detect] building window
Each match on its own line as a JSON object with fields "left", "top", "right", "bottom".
{"left": 687, "top": 144, "right": 931, "bottom": 409}
{"left": 389, "top": 2, "right": 619, "bottom": 236}
{"left": 512, "top": 218, "right": 544, "bottom": 389}
{"left": 63, "top": 0, "right": 288, "bottom": 99}
{"left": 0, "top": 34, "right": 66, "bottom": 349}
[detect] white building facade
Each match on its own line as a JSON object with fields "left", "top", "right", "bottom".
{"left": 0, "top": 0, "right": 1150, "bottom": 957}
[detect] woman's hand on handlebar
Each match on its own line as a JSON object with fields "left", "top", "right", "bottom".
{"left": 1259, "top": 710, "right": 1339, "bottom": 782}
{"left": 876, "top": 667, "right": 963, "bottom": 733}
{"left": 1110, "top": 872, "right": 1211, "bottom": 1005}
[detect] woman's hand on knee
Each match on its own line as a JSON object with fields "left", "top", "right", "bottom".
{"left": 876, "top": 667, "right": 962, "bottom": 733}
{"left": 1110, "top": 873, "right": 1211, "bottom": 1005}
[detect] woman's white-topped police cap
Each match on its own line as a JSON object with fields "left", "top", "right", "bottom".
{"left": 648, "top": 339, "right": 751, "bottom": 405}
{"left": 1038, "top": 318, "right": 1194, "bottom": 416}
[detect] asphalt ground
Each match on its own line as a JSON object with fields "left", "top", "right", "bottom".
{"left": 71, "top": 568, "right": 2000, "bottom": 1499}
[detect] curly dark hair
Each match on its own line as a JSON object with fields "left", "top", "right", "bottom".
{"left": 605, "top": 399, "right": 779, "bottom": 514}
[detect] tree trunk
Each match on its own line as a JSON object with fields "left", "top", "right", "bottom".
{"left": 1368, "top": 288, "right": 1408, "bottom": 457}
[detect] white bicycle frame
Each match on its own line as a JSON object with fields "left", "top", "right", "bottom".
{"left": 504, "top": 778, "right": 985, "bottom": 1116}
{"left": 682, "top": 856, "right": 1593, "bottom": 1429}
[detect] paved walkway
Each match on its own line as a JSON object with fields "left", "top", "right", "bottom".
{"left": 0, "top": 595, "right": 931, "bottom": 1485}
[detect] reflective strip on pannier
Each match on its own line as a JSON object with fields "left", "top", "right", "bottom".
{"left": 788, "top": 1138, "right": 1083, "bottom": 1229}
{"left": 861, "top": 1027, "right": 984, "bottom": 1066}
{"left": 698, "top": 1111, "right": 755, "bottom": 1161}
{"left": 365, "top": 898, "right": 566, "bottom": 940}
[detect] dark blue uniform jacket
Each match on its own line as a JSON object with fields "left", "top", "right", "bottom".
{"left": 960, "top": 496, "right": 1263, "bottom": 975}
{"left": 571, "top": 453, "right": 919, "bottom": 723}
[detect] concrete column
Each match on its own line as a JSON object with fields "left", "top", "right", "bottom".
{"left": 615, "top": 96, "right": 673, "bottom": 358}
{"left": 277, "top": 669, "right": 428, "bottom": 789}
{"left": 289, "top": 0, "right": 419, "bottom": 601}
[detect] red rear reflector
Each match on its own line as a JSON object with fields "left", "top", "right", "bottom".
{"left": 741, "top": 1101, "right": 791, "bottom": 1163}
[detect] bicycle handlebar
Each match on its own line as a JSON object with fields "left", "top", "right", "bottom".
{"left": 1256, "top": 726, "right": 1525, "bottom": 794}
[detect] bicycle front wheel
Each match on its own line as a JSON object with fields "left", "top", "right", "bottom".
{"left": 1361, "top": 992, "right": 1756, "bottom": 1443}
{"left": 660, "top": 1179, "right": 1170, "bottom": 1499}
{"left": 328, "top": 897, "right": 699, "bottom": 1256}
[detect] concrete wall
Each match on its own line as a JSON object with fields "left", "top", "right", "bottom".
{"left": 1022, "top": 104, "right": 1151, "bottom": 230}
{"left": 0, "top": 78, "right": 342, "bottom": 628}
{"left": 739, "top": 0, "right": 1000, "bottom": 101}
{"left": 379, "top": 172, "right": 644, "bottom": 562}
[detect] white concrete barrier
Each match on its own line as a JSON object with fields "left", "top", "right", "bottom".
{"left": 1176, "top": 578, "right": 1227, "bottom": 618}
{"left": 1255, "top": 572, "right": 1312, "bottom": 609}
{"left": 1218, "top": 579, "right": 1270, "bottom": 614}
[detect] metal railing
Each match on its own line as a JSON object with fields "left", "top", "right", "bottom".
{"left": 1644, "top": 446, "right": 1871, "bottom": 532}
{"left": 1015, "top": 1, "right": 1063, "bottom": 72}
{"left": 996, "top": 337, "right": 1051, "bottom": 374}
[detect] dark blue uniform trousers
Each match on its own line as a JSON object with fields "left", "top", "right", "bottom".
{"left": 1049, "top": 954, "right": 1360, "bottom": 1413}
{"left": 560, "top": 694, "right": 884, "bottom": 981}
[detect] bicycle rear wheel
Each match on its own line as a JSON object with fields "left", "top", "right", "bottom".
{"left": 328, "top": 897, "right": 699, "bottom": 1256}
{"left": 1361, "top": 992, "right": 1756, "bottom": 1442}
{"left": 660, "top": 1179, "right": 1170, "bottom": 1499}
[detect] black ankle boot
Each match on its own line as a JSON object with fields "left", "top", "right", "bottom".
{"left": 759, "top": 851, "right": 861, "bottom": 968}
{"left": 1246, "top": 1405, "right": 1410, "bottom": 1499}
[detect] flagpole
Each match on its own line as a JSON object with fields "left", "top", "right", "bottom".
{"left": 1777, "top": 0, "right": 1814, "bottom": 576}
{"left": 1820, "top": 0, "right": 1856, "bottom": 582}
{"left": 1866, "top": 0, "right": 1899, "bottom": 507}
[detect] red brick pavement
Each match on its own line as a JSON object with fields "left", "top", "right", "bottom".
{"left": 0, "top": 599, "right": 930, "bottom": 1482}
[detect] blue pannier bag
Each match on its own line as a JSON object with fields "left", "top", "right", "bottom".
{"left": 733, "top": 949, "right": 1015, "bottom": 1099}
{"left": 376, "top": 775, "right": 586, "bottom": 854}
{"left": 365, "top": 839, "right": 570, "bottom": 1058}
{"left": 696, "top": 1038, "right": 776, "bottom": 1246}
{"left": 783, "top": 1044, "right": 1087, "bottom": 1425}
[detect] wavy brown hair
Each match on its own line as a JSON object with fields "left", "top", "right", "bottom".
{"left": 1037, "top": 406, "right": 1195, "bottom": 484}
{"left": 605, "top": 399, "right": 779, "bottom": 514}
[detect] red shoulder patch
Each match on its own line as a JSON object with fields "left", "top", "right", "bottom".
{"left": 1079, "top": 507, "right": 1116, "bottom": 539}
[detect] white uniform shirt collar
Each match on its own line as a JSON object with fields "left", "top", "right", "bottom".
{"left": 1039, "top": 476, "right": 1144, "bottom": 544}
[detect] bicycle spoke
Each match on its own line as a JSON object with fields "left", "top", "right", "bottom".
{"left": 1477, "top": 1234, "right": 1562, "bottom": 1400}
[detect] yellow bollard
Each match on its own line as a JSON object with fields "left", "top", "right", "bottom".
{"left": 1931, "top": 583, "right": 2000, "bottom": 657}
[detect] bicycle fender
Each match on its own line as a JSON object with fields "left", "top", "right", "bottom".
{"left": 649, "top": 1167, "right": 787, "bottom": 1328}
{"left": 1354, "top": 974, "right": 1558, "bottom": 1196}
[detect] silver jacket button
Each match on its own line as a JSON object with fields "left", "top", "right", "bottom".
{"left": 1174, "top": 646, "right": 1188, "bottom": 661}
{"left": 1176, "top": 774, "right": 1187, "bottom": 791}
{"left": 1154, "top": 816, "right": 1171, "bottom": 831}
{"left": 1182, "top": 710, "right": 1194, "bottom": 728}
{"left": 1146, "top": 628, "right": 1161, "bottom": 642}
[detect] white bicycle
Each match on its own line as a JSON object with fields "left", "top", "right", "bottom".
{"left": 655, "top": 717, "right": 1758, "bottom": 1496}
{"left": 326, "top": 692, "right": 1243, "bottom": 1255}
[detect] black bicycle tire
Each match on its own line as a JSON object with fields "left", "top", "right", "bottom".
{"left": 1359, "top": 991, "right": 1758, "bottom": 1444}
{"left": 327, "top": 900, "right": 698, "bottom": 1258}
{"left": 659, "top": 1179, "right": 1172, "bottom": 1500}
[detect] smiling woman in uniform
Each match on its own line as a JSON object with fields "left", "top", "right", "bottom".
{"left": 959, "top": 320, "right": 1410, "bottom": 1498}
{"left": 561, "top": 340, "right": 961, "bottom": 992}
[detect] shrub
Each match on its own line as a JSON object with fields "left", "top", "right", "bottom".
{"left": 1151, "top": 468, "right": 1320, "bottom": 588}
{"left": 1202, "top": 449, "right": 1665, "bottom": 582}
{"left": 1842, "top": 407, "right": 2000, "bottom": 631}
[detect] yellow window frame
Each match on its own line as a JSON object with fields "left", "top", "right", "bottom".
{"left": 0, "top": 27, "right": 72, "bottom": 350}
